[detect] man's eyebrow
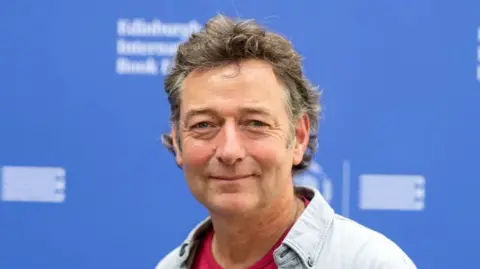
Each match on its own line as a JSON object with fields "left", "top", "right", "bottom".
{"left": 182, "top": 106, "right": 278, "bottom": 125}
{"left": 184, "top": 108, "right": 216, "bottom": 121}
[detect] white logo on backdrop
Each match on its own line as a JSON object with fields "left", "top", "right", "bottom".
{"left": 359, "top": 174, "right": 425, "bottom": 211}
{"left": 116, "top": 18, "right": 202, "bottom": 76}
{"left": 294, "top": 160, "right": 426, "bottom": 213}
{"left": 294, "top": 161, "right": 333, "bottom": 204}
{"left": 1, "top": 166, "right": 66, "bottom": 203}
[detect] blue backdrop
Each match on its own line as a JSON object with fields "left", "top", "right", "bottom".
{"left": 1, "top": 1, "right": 479, "bottom": 268}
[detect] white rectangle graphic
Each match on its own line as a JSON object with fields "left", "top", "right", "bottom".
{"left": 477, "top": 65, "right": 480, "bottom": 83}
{"left": 1, "top": 166, "right": 66, "bottom": 203}
{"left": 359, "top": 174, "right": 425, "bottom": 211}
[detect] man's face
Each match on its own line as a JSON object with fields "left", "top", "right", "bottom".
{"left": 173, "top": 59, "right": 309, "bottom": 215}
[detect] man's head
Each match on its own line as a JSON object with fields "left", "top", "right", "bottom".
{"left": 161, "top": 15, "right": 321, "bottom": 215}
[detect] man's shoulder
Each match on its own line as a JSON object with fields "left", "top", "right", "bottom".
{"left": 154, "top": 217, "right": 212, "bottom": 269}
{"left": 331, "top": 213, "right": 399, "bottom": 246}
{"left": 154, "top": 246, "right": 182, "bottom": 269}
{"left": 328, "top": 214, "right": 417, "bottom": 268}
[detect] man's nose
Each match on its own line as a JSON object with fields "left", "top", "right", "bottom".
{"left": 215, "top": 121, "right": 246, "bottom": 165}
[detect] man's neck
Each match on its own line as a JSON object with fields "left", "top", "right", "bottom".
{"left": 209, "top": 192, "right": 304, "bottom": 269}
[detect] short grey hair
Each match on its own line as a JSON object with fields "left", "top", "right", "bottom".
{"left": 161, "top": 14, "right": 322, "bottom": 175}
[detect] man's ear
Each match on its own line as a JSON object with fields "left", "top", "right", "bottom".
{"left": 172, "top": 125, "right": 183, "bottom": 167}
{"left": 292, "top": 113, "right": 310, "bottom": 166}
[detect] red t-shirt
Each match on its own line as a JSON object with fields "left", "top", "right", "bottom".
{"left": 192, "top": 197, "right": 310, "bottom": 269}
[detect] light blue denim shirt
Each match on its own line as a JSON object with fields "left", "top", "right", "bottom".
{"left": 155, "top": 186, "right": 417, "bottom": 269}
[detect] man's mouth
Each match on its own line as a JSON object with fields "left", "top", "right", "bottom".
{"left": 209, "top": 174, "right": 254, "bottom": 180}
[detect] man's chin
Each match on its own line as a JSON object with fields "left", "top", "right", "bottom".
{"left": 206, "top": 194, "right": 258, "bottom": 216}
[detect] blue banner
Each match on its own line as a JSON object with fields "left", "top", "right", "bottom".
{"left": 1, "top": 1, "right": 479, "bottom": 268}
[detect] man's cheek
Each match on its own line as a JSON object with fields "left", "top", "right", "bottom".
{"left": 249, "top": 143, "right": 284, "bottom": 163}
{"left": 183, "top": 143, "right": 214, "bottom": 167}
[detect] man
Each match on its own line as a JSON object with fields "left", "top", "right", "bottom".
{"left": 156, "top": 14, "right": 417, "bottom": 269}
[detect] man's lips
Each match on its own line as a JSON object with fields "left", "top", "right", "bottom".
{"left": 209, "top": 174, "right": 254, "bottom": 180}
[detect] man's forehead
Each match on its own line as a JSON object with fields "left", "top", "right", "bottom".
{"left": 186, "top": 60, "right": 276, "bottom": 78}
{"left": 179, "top": 60, "right": 288, "bottom": 120}
{"left": 182, "top": 60, "right": 281, "bottom": 90}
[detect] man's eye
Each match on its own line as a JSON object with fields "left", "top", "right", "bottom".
{"left": 191, "top": 122, "right": 212, "bottom": 129}
{"left": 246, "top": 120, "right": 268, "bottom": 127}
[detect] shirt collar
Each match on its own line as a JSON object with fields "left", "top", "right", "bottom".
{"left": 277, "top": 186, "right": 335, "bottom": 268}
{"left": 178, "top": 186, "right": 335, "bottom": 268}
